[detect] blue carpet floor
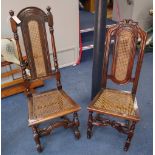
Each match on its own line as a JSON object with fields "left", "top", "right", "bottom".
{"left": 2, "top": 52, "right": 152, "bottom": 155}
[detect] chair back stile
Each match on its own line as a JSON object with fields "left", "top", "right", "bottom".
{"left": 101, "top": 19, "right": 147, "bottom": 96}
{"left": 9, "top": 10, "right": 31, "bottom": 96}
{"left": 46, "top": 6, "right": 62, "bottom": 89}
{"left": 9, "top": 7, "right": 62, "bottom": 94}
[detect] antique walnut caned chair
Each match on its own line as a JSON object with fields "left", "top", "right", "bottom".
{"left": 87, "top": 19, "right": 147, "bottom": 151}
{"left": 9, "top": 7, "right": 81, "bottom": 152}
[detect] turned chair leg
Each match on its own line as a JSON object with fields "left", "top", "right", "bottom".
{"left": 73, "top": 112, "right": 81, "bottom": 139}
{"left": 87, "top": 111, "right": 93, "bottom": 139}
{"left": 124, "top": 121, "right": 136, "bottom": 151}
{"left": 32, "top": 126, "right": 43, "bottom": 152}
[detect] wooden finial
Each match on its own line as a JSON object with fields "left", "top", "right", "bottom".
{"left": 46, "top": 6, "right": 51, "bottom": 12}
{"left": 9, "top": 10, "right": 14, "bottom": 16}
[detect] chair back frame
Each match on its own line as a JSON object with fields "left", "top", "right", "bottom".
{"left": 102, "top": 19, "right": 147, "bottom": 95}
{"left": 9, "top": 6, "right": 62, "bottom": 97}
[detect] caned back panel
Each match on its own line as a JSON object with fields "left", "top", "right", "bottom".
{"left": 111, "top": 28, "right": 136, "bottom": 83}
{"left": 102, "top": 20, "right": 147, "bottom": 91}
{"left": 17, "top": 7, "right": 52, "bottom": 79}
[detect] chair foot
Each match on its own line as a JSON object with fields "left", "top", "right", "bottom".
{"left": 73, "top": 112, "right": 81, "bottom": 140}
{"left": 36, "top": 144, "right": 43, "bottom": 153}
{"left": 74, "top": 128, "right": 81, "bottom": 139}
{"left": 32, "top": 126, "right": 43, "bottom": 152}
{"left": 87, "top": 111, "right": 93, "bottom": 139}
{"left": 87, "top": 129, "right": 93, "bottom": 139}
{"left": 124, "top": 121, "right": 136, "bottom": 151}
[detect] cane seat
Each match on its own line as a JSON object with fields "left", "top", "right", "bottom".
{"left": 28, "top": 89, "right": 81, "bottom": 126}
{"left": 88, "top": 89, "right": 140, "bottom": 121}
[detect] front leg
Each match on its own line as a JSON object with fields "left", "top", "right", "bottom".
{"left": 87, "top": 111, "right": 93, "bottom": 139}
{"left": 32, "top": 126, "right": 43, "bottom": 152}
{"left": 72, "top": 112, "right": 81, "bottom": 139}
{"left": 124, "top": 121, "right": 136, "bottom": 151}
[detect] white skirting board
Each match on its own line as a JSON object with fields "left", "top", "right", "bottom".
{"left": 51, "top": 47, "right": 79, "bottom": 68}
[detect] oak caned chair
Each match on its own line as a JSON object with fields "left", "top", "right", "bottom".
{"left": 87, "top": 19, "right": 147, "bottom": 151}
{"left": 9, "top": 6, "right": 81, "bottom": 152}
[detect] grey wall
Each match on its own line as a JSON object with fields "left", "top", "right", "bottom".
{"left": 132, "top": 0, "right": 153, "bottom": 30}
{"left": 112, "top": 0, "right": 153, "bottom": 30}
{"left": 112, "top": 0, "right": 133, "bottom": 21}
{"left": 1, "top": 0, "right": 79, "bottom": 67}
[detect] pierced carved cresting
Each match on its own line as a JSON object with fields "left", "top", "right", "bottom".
{"left": 113, "top": 29, "right": 134, "bottom": 82}
{"left": 28, "top": 20, "right": 46, "bottom": 78}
